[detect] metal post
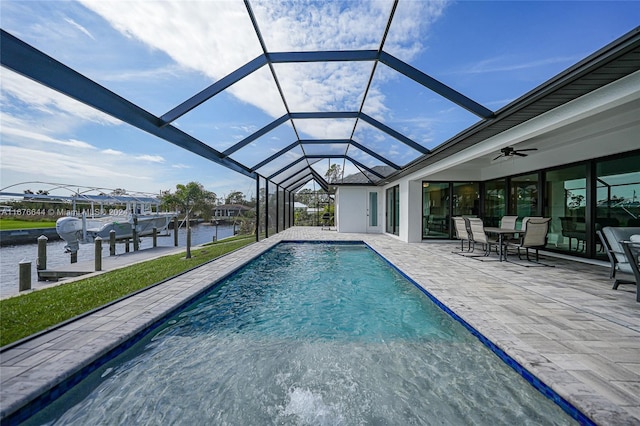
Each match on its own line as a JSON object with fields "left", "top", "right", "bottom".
{"left": 173, "top": 216, "right": 179, "bottom": 247}
{"left": 214, "top": 221, "right": 218, "bottom": 242}
{"left": 125, "top": 240, "right": 130, "bottom": 253}
{"left": 37, "top": 235, "right": 47, "bottom": 275}
{"left": 95, "top": 237, "right": 102, "bottom": 271}
{"left": 71, "top": 251, "right": 78, "bottom": 264}
{"left": 153, "top": 227, "right": 157, "bottom": 247}
{"left": 186, "top": 227, "right": 192, "bottom": 259}
{"left": 19, "top": 260, "right": 31, "bottom": 292}
{"left": 110, "top": 230, "right": 116, "bottom": 256}
{"left": 132, "top": 216, "right": 139, "bottom": 251}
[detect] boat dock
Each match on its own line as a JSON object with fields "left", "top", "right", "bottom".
{"left": 36, "top": 246, "right": 182, "bottom": 282}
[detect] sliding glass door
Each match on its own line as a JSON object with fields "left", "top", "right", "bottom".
{"left": 386, "top": 186, "right": 399, "bottom": 236}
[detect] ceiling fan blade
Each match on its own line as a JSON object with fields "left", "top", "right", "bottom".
{"left": 514, "top": 152, "right": 528, "bottom": 157}
{"left": 517, "top": 148, "right": 538, "bottom": 152}
{"left": 493, "top": 154, "right": 504, "bottom": 160}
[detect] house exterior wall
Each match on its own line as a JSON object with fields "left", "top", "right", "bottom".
{"left": 335, "top": 186, "right": 383, "bottom": 234}
{"left": 335, "top": 70, "right": 640, "bottom": 243}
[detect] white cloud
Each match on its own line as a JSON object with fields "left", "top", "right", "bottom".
{"left": 171, "top": 163, "right": 191, "bottom": 169}
{"left": 64, "top": 17, "right": 95, "bottom": 40}
{"left": 78, "top": 0, "right": 447, "bottom": 139}
{"left": 0, "top": 116, "right": 97, "bottom": 149}
{"left": 1, "top": 145, "right": 150, "bottom": 184}
{"left": 102, "top": 148, "right": 124, "bottom": 155}
{"left": 1, "top": 69, "right": 121, "bottom": 127}
{"left": 136, "top": 154, "right": 165, "bottom": 163}
{"left": 461, "top": 55, "right": 581, "bottom": 75}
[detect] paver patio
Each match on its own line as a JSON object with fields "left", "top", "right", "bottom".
{"left": 1, "top": 227, "right": 638, "bottom": 425}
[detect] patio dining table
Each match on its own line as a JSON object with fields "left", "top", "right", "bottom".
{"left": 484, "top": 227, "right": 518, "bottom": 261}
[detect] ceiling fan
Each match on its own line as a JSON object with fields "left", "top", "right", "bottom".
{"left": 493, "top": 146, "right": 538, "bottom": 160}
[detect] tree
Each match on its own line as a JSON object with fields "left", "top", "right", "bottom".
{"left": 161, "top": 182, "right": 217, "bottom": 259}
{"left": 325, "top": 164, "right": 342, "bottom": 184}
{"left": 225, "top": 191, "right": 246, "bottom": 205}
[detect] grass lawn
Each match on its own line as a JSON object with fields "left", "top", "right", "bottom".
{"left": 0, "top": 218, "right": 56, "bottom": 230}
{"left": 0, "top": 235, "right": 255, "bottom": 347}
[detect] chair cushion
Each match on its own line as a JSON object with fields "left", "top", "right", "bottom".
{"left": 630, "top": 234, "right": 640, "bottom": 242}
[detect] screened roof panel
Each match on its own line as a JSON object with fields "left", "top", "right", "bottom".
{"left": 294, "top": 118, "right": 356, "bottom": 140}
{"left": 270, "top": 158, "right": 321, "bottom": 184}
{"left": 229, "top": 123, "right": 297, "bottom": 166}
{"left": 362, "top": 63, "right": 481, "bottom": 151}
{"left": 0, "top": 1, "right": 264, "bottom": 116}
{"left": 176, "top": 67, "right": 285, "bottom": 152}
{"left": 346, "top": 145, "right": 392, "bottom": 170}
{"left": 302, "top": 143, "right": 349, "bottom": 156}
{"left": 352, "top": 120, "right": 423, "bottom": 166}
{"left": 3, "top": 0, "right": 639, "bottom": 194}
{"left": 274, "top": 62, "right": 372, "bottom": 112}
{"left": 254, "top": 145, "right": 305, "bottom": 178}
{"left": 251, "top": 0, "right": 393, "bottom": 52}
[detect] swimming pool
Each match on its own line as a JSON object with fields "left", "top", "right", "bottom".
{"left": 23, "top": 242, "right": 579, "bottom": 424}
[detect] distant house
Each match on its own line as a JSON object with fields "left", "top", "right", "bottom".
{"left": 212, "top": 204, "right": 253, "bottom": 218}
{"left": 294, "top": 202, "right": 307, "bottom": 210}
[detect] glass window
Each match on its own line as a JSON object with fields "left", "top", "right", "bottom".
{"left": 386, "top": 186, "right": 399, "bottom": 236}
{"left": 453, "top": 182, "right": 480, "bottom": 217}
{"left": 369, "top": 192, "right": 378, "bottom": 227}
{"left": 422, "top": 182, "right": 450, "bottom": 239}
{"left": 544, "top": 165, "right": 588, "bottom": 254}
{"left": 596, "top": 152, "right": 640, "bottom": 228}
{"left": 483, "top": 179, "right": 506, "bottom": 228}
{"left": 510, "top": 173, "right": 539, "bottom": 218}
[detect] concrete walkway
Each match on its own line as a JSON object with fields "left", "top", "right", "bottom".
{"left": 1, "top": 227, "right": 638, "bottom": 424}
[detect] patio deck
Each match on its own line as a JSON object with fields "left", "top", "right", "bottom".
{"left": 1, "top": 227, "right": 638, "bottom": 425}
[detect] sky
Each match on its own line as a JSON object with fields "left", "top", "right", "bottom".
{"left": 1, "top": 0, "right": 639, "bottom": 202}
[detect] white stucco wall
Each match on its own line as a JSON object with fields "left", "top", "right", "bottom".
{"left": 334, "top": 71, "right": 639, "bottom": 243}
{"left": 335, "top": 187, "right": 383, "bottom": 233}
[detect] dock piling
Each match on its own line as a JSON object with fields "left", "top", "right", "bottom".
{"left": 95, "top": 237, "right": 102, "bottom": 271}
{"left": 133, "top": 216, "right": 139, "bottom": 251}
{"left": 71, "top": 251, "right": 77, "bottom": 264}
{"left": 173, "top": 216, "right": 179, "bottom": 247}
{"left": 37, "top": 235, "right": 47, "bottom": 277}
{"left": 153, "top": 227, "right": 157, "bottom": 248}
{"left": 19, "top": 261, "right": 31, "bottom": 292}
{"left": 110, "top": 230, "right": 116, "bottom": 256}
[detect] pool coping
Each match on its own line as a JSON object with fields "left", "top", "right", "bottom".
{"left": 1, "top": 228, "right": 639, "bottom": 425}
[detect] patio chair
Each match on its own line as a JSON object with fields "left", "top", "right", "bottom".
{"left": 620, "top": 239, "right": 640, "bottom": 302}
{"left": 598, "top": 227, "right": 640, "bottom": 288}
{"left": 505, "top": 218, "right": 551, "bottom": 262}
{"left": 452, "top": 216, "right": 471, "bottom": 252}
{"left": 321, "top": 212, "right": 332, "bottom": 230}
{"left": 560, "top": 216, "right": 587, "bottom": 251}
{"left": 500, "top": 216, "right": 518, "bottom": 230}
{"left": 467, "top": 218, "right": 499, "bottom": 256}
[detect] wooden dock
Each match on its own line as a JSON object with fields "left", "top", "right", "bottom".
{"left": 37, "top": 246, "right": 183, "bottom": 281}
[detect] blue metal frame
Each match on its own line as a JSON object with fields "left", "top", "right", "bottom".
{"left": 0, "top": 30, "right": 255, "bottom": 179}
{"left": 379, "top": 51, "right": 494, "bottom": 119}
{"left": 1, "top": 3, "right": 497, "bottom": 190}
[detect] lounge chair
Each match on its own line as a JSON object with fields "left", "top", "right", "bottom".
{"left": 467, "top": 218, "right": 499, "bottom": 256}
{"left": 505, "top": 218, "right": 551, "bottom": 262}
{"left": 452, "top": 216, "right": 472, "bottom": 252}
{"left": 597, "top": 227, "right": 640, "bottom": 288}
{"left": 620, "top": 239, "right": 640, "bottom": 302}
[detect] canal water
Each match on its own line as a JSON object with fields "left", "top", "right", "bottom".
{"left": 0, "top": 223, "right": 236, "bottom": 299}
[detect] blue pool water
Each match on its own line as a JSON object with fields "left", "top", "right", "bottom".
{"left": 25, "top": 243, "right": 577, "bottom": 425}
